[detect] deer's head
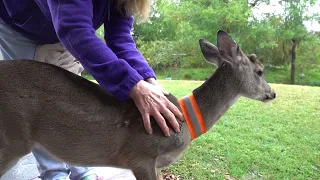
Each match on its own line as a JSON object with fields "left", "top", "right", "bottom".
{"left": 199, "top": 30, "right": 276, "bottom": 102}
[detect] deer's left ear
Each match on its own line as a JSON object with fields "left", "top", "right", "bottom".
{"left": 217, "top": 30, "right": 242, "bottom": 61}
{"left": 199, "top": 39, "right": 224, "bottom": 67}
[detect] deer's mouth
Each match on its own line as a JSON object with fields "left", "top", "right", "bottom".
{"left": 262, "top": 92, "right": 276, "bottom": 102}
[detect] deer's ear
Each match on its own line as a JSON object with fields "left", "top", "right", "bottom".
{"left": 217, "top": 30, "right": 241, "bottom": 61}
{"left": 199, "top": 39, "right": 223, "bottom": 67}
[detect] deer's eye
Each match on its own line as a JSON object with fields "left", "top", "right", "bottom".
{"left": 257, "top": 70, "right": 263, "bottom": 77}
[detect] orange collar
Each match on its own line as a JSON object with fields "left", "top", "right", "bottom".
{"left": 178, "top": 94, "right": 206, "bottom": 140}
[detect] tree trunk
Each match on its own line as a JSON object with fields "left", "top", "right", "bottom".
{"left": 283, "top": 41, "right": 287, "bottom": 63}
{"left": 291, "top": 39, "right": 297, "bottom": 85}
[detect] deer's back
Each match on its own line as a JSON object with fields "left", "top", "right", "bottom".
{"left": 0, "top": 60, "right": 189, "bottom": 167}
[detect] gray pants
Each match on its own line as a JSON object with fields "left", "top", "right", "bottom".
{"left": 0, "top": 23, "right": 95, "bottom": 180}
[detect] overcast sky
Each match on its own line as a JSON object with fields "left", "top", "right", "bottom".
{"left": 251, "top": 0, "right": 320, "bottom": 31}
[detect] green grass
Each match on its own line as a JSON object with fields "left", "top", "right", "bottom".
{"left": 82, "top": 73, "right": 94, "bottom": 81}
{"left": 158, "top": 80, "right": 320, "bottom": 180}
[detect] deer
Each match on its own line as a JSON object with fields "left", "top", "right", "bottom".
{"left": 0, "top": 30, "right": 275, "bottom": 180}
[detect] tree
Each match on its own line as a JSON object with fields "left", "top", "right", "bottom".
{"left": 132, "top": 0, "right": 320, "bottom": 86}
{"left": 279, "top": 0, "right": 317, "bottom": 84}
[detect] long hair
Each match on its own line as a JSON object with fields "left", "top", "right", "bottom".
{"left": 117, "top": 0, "right": 151, "bottom": 23}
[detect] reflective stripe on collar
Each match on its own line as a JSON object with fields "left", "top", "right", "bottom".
{"left": 178, "top": 94, "right": 206, "bottom": 140}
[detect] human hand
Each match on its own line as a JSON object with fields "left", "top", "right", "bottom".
{"left": 129, "top": 80, "right": 184, "bottom": 136}
{"left": 146, "top": 78, "right": 169, "bottom": 95}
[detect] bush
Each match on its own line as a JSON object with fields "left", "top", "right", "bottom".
{"left": 136, "top": 38, "right": 205, "bottom": 71}
{"left": 183, "top": 73, "right": 192, "bottom": 80}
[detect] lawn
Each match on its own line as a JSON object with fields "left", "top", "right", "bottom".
{"left": 158, "top": 80, "right": 320, "bottom": 180}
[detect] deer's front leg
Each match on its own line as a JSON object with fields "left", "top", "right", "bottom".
{"left": 132, "top": 160, "right": 160, "bottom": 180}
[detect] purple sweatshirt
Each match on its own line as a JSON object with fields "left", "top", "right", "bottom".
{"left": 0, "top": 0, "right": 156, "bottom": 101}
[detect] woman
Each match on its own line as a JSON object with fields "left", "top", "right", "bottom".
{"left": 0, "top": 0, "right": 183, "bottom": 179}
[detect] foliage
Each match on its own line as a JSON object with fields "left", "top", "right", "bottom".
{"left": 129, "top": 0, "right": 320, "bottom": 85}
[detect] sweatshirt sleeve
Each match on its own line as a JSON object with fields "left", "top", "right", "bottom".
{"left": 104, "top": 5, "right": 156, "bottom": 80}
{"left": 47, "top": 0, "right": 143, "bottom": 101}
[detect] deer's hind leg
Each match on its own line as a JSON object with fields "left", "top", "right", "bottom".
{"left": 0, "top": 144, "right": 32, "bottom": 177}
{"left": 132, "top": 160, "right": 162, "bottom": 180}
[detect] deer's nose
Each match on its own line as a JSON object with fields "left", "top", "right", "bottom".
{"left": 265, "top": 91, "right": 276, "bottom": 100}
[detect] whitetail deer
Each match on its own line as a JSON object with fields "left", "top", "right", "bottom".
{"left": 0, "top": 30, "right": 275, "bottom": 179}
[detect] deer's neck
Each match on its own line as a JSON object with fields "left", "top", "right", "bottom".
{"left": 183, "top": 62, "right": 243, "bottom": 139}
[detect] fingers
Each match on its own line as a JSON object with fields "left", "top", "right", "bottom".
{"left": 130, "top": 80, "right": 183, "bottom": 137}
{"left": 167, "top": 100, "right": 184, "bottom": 121}
{"left": 151, "top": 96, "right": 182, "bottom": 135}
{"left": 142, "top": 113, "right": 152, "bottom": 135}
{"left": 161, "top": 107, "right": 180, "bottom": 133}
{"left": 153, "top": 111, "right": 170, "bottom": 136}
{"left": 161, "top": 88, "right": 169, "bottom": 95}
